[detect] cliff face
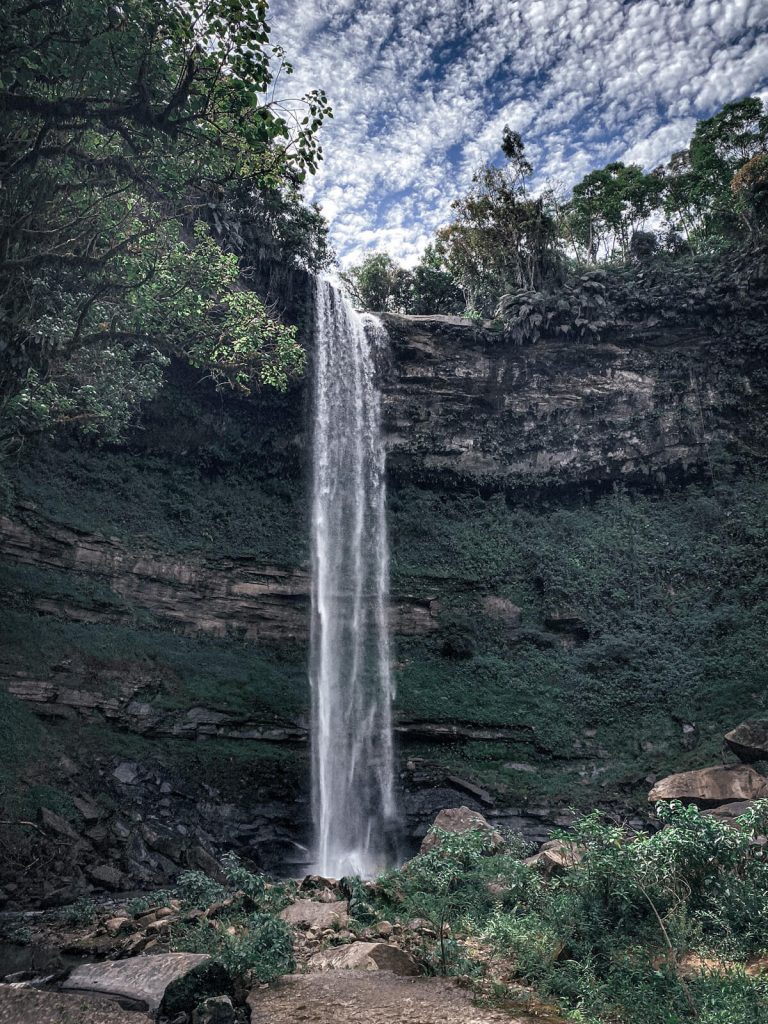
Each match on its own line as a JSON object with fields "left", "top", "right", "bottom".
{"left": 381, "top": 314, "right": 766, "bottom": 491}
{"left": 1, "top": 315, "right": 767, "bottom": 907}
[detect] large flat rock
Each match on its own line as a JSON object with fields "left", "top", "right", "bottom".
{"left": 62, "top": 952, "right": 212, "bottom": 1011}
{"left": 648, "top": 765, "right": 768, "bottom": 806}
{"left": 0, "top": 985, "right": 151, "bottom": 1023}
{"left": 248, "top": 971, "right": 565, "bottom": 1023}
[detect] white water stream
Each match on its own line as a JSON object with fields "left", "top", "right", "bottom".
{"left": 309, "top": 279, "right": 396, "bottom": 879}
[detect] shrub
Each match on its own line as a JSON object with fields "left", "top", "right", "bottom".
{"left": 58, "top": 897, "right": 98, "bottom": 926}
{"left": 175, "top": 870, "right": 228, "bottom": 910}
{"left": 172, "top": 912, "right": 294, "bottom": 984}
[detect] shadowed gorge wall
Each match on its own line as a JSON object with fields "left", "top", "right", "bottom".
{"left": 1, "top": 316, "right": 767, "bottom": 904}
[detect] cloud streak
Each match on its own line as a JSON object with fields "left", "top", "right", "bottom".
{"left": 269, "top": 0, "right": 768, "bottom": 266}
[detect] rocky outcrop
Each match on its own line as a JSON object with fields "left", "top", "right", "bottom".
{"left": 1, "top": 672, "right": 307, "bottom": 742}
{"left": 419, "top": 806, "right": 503, "bottom": 855}
{"left": 0, "top": 512, "right": 437, "bottom": 642}
{"left": 381, "top": 314, "right": 766, "bottom": 491}
{"left": 724, "top": 720, "right": 768, "bottom": 762}
{"left": 648, "top": 765, "right": 768, "bottom": 806}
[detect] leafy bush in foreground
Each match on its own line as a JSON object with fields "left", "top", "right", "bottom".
{"left": 372, "top": 802, "right": 768, "bottom": 1022}
{"left": 171, "top": 912, "right": 294, "bottom": 984}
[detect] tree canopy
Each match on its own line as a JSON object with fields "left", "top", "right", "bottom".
{"left": 344, "top": 96, "right": 768, "bottom": 326}
{"left": 1, "top": 0, "right": 331, "bottom": 450}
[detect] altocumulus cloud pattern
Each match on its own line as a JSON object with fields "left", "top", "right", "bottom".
{"left": 268, "top": 0, "right": 768, "bottom": 266}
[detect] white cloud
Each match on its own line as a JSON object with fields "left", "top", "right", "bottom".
{"left": 268, "top": 0, "right": 768, "bottom": 266}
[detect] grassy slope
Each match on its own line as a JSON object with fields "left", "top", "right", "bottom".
{"left": 389, "top": 475, "right": 768, "bottom": 807}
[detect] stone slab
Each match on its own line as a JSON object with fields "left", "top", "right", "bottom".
{"left": 62, "top": 952, "right": 211, "bottom": 1011}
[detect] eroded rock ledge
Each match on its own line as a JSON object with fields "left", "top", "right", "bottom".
{"left": 380, "top": 314, "right": 766, "bottom": 490}
{"left": 0, "top": 510, "right": 438, "bottom": 641}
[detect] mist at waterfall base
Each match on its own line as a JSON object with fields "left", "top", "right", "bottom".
{"left": 309, "top": 278, "right": 398, "bottom": 879}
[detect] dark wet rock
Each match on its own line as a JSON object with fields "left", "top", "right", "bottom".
{"left": 724, "top": 720, "right": 768, "bottom": 763}
{"left": 380, "top": 312, "right": 766, "bottom": 493}
{"left": 113, "top": 762, "right": 139, "bottom": 785}
{"left": 38, "top": 808, "right": 80, "bottom": 841}
{"left": 86, "top": 864, "right": 125, "bottom": 891}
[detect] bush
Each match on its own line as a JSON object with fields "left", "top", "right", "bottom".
{"left": 176, "top": 870, "right": 229, "bottom": 910}
{"left": 371, "top": 804, "right": 768, "bottom": 1020}
{"left": 172, "top": 912, "right": 294, "bottom": 984}
{"left": 58, "top": 897, "right": 98, "bottom": 926}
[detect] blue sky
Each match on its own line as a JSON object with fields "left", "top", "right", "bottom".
{"left": 269, "top": 0, "right": 768, "bottom": 267}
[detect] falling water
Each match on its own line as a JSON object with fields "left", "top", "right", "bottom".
{"left": 310, "top": 278, "right": 396, "bottom": 879}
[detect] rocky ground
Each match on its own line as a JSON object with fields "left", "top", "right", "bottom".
{"left": 1, "top": 720, "right": 767, "bottom": 1022}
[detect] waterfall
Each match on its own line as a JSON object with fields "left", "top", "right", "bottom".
{"left": 309, "top": 278, "right": 396, "bottom": 879}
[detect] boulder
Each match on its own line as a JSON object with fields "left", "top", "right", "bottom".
{"left": 523, "top": 839, "right": 583, "bottom": 875}
{"left": 702, "top": 800, "right": 756, "bottom": 823}
{"left": 62, "top": 953, "right": 215, "bottom": 1012}
{"left": 419, "top": 806, "right": 503, "bottom": 855}
{"left": 724, "top": 720, "right": 768, "bottom": 763}
{"left": 279, "top": 899, "right": 349, "bottom": 931}
{"left": 87, "top": 863, "right": 125, "bottom": 890}
{"left": 38, "top": 807, "right": 80, "bottom": 841}
{"left": 113, "top": 762, "right": 139, "bottom": 785}
{"left": 648, "top": 765, "right": 768, "bottom": 807}
{"left": 308, "top": 942, "right": 419, "bottom": 976}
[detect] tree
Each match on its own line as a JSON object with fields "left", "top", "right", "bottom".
{"left": 566, "top": 163, "right": 662, "bottom": 263}
{"left": 340, "top": 253, "right": 412, "bottom": 312}
{"left": 657, "top": 97, "right": 768, "bottom": 247}
{"left": 0, "top": 0, "right": 331, "bottom": 444}
{"left": 437, "top": 130, "right": 558, "bottom": 315}
{"left": 408, "top": 243, "right": 462, "bottom": 315}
